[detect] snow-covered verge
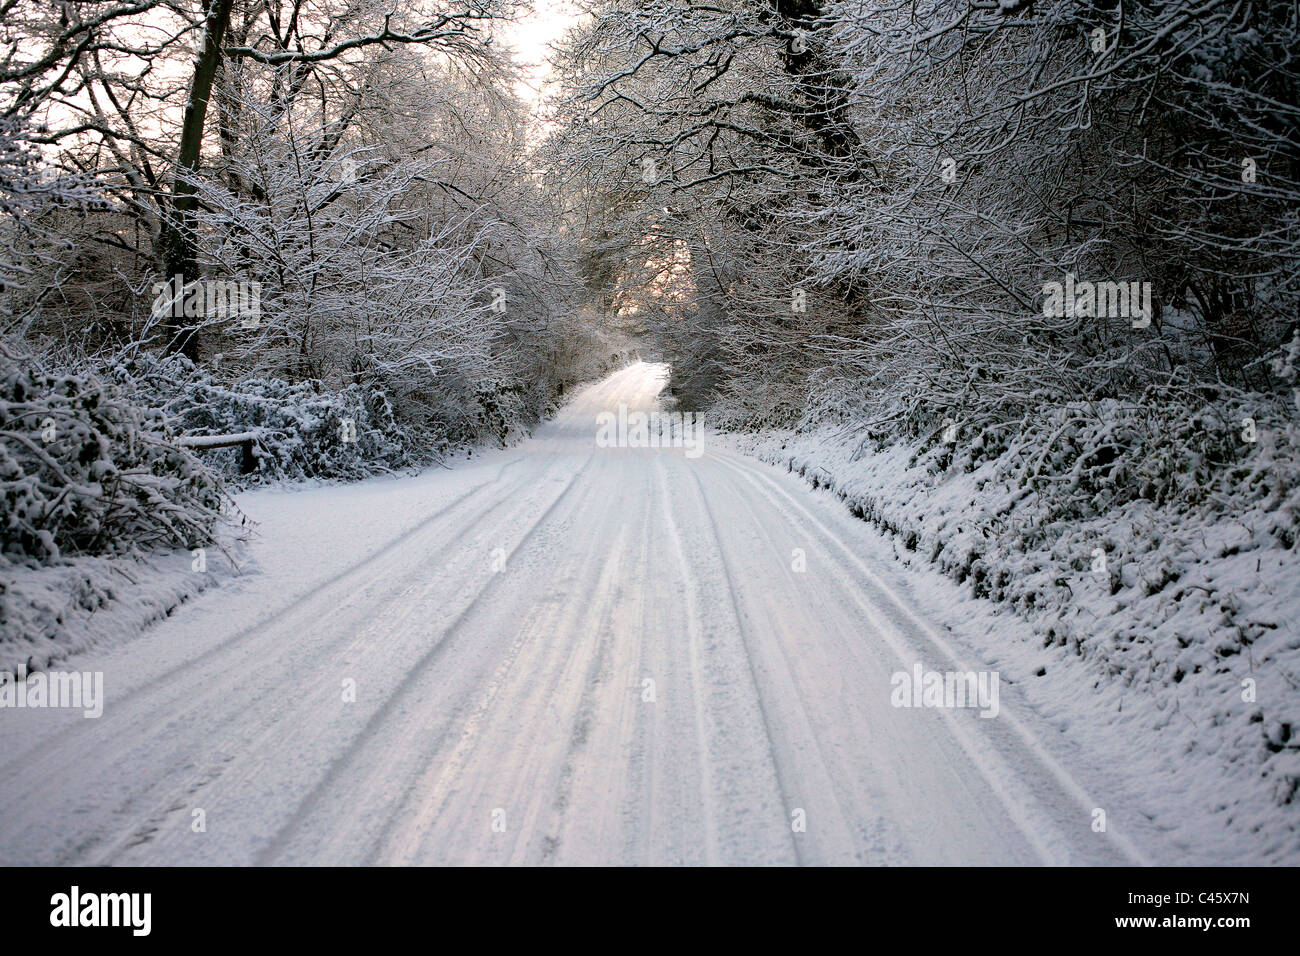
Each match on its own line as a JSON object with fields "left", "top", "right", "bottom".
{"left": 0, "top": 344, "right": 242, "bottom": 670}
{"left": 0, "top": 438, "right": 519, "bottom": 673}
{"left": 0, "top": 447, "right": 513, "bottom": 674}
{"left": 0, "top": 544, "right": 242, "bottom": 673}
{"left": 726, "top": 402, "right": 1300, "bottom": 863}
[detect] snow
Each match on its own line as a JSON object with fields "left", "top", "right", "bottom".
{"left": 0, "top": 548, "right": 234, "bottom": 674}
{"left": 727, "top": 419, "right": 1300, "bottom": 864}
{"left": 0, "top": 363, "right": 1294, "bottom": 864}
{"left": 174, "top": 431, "right": 261, "bottom": 448}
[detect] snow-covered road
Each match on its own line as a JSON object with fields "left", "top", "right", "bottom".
{"left": 0, "top": 362, "right": 1167, "bottom": 865}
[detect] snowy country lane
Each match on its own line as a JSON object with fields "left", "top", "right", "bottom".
{"left": 0, "top": 362, "right": 1164, "bottom": 866}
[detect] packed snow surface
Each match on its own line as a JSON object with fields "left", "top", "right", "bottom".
{"left": 0, "top": 363, "right": 1283, "bottom": 864}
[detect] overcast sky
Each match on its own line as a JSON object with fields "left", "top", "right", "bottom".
{"left": 500, "top": 0, "right": 582, "bottom": 103}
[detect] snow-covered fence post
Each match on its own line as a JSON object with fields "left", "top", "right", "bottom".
{"left": 174, "top": 431, "right": 262, "bottom": 475}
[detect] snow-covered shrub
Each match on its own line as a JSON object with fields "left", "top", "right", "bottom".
{"left": 0, "top": 344, "right": 226, "bottom": 562}
{"left": 108, "top": 352, "right": 430, "bottom": 484}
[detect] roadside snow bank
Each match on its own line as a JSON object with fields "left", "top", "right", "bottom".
{"left": 0, "top": 446, "right": 516, "bottom": 676}
{"left": 0, "top": 543, "right": 242, "bottom": 673}
{"left": 729, "top": 411, "right": 1300, "bottom": 862}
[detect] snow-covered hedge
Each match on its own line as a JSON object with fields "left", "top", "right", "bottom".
{"left": 0, "top": 345, "right": 226, "bottom": 563}
{"left": 108, "top": 352, "right": 432, "bottom": 484}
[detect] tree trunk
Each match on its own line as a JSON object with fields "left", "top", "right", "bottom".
{"left": 158, "top": 0, "right": 236, "bottom": 360}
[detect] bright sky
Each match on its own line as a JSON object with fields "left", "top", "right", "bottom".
{"left": 499, "top": 0, "right": 583, "bottom": 104}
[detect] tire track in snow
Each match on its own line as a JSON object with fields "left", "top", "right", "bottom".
{"left": 708, "top": 447, "right": 1154, "bottom": 865}
{"left": 251, "top": 449, "right": 599, "bottom": 865}
{"left": 0, "top": 454, "right": 526, "bottom": 781}
{"left": 366, "top": 453, "right": 639, "bottom": 865}
{"left": 686, "top": 464, "right": 806, "bottom": 865}
{"left": 2, "top": 451, "right": 572, "bottom": 864}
